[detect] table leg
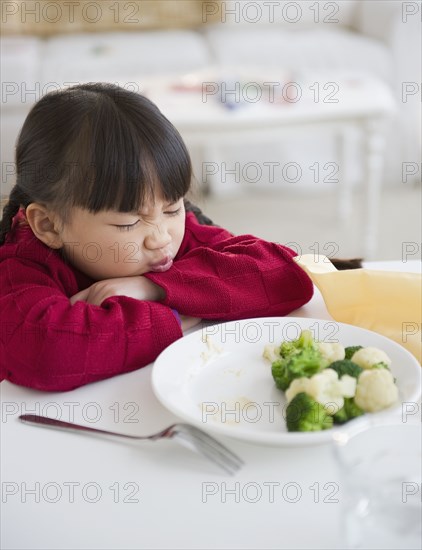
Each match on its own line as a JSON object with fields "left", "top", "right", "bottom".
{"left": 337, "top": 129, "right": 353, "bottom": 223}
{"left": 363, "top": 118, "right": 387, "bottom": 259}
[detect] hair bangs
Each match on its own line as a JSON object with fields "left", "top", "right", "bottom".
{"left": 142, "top": 122, "right": 192, "bottom": 207}
{"left": 63, "top": 90, "right": 192, "bottom": 214}
{"left": 117, "top": 109, "right": 192, "bottom": 211}
{"left": 20, "top": 83, "right": 192, "bottom": 219}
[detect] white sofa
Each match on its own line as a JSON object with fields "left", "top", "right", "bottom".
{"left": 1, "top": 0, "right": 420, "bottom": 196}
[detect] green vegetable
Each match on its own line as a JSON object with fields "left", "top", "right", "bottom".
{"left": 344, "top": 346, "right": 363, "bottom": 360}
{"left": 279, "top": 329, "right": 314, "bottom": 358}
{"left": 333, "top": 397, "right": 364, "bottom": 424}
{"left": 286, "top": 392, "right": 333, "bottom": 432}
{"left": 371, "top": 362, "right": 390, "bottom": 369}
{"left": 272, "top": 330, "right": 328, "bottom": 391}
{"left": 272, "top": 352, "right": 326, "bottom": 391}
{"left": 329, "top": 359, "right": 363, "bottom": 379}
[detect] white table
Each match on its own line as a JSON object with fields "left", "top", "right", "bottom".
{"left": 145, "top": 70, "right": 396, "bottom": 258}
{"left": 1, "top": 261, "right": 420, "bottom": 550}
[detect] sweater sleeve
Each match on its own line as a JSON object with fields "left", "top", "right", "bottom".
{"left": 0, "top": 259, "right": 182, "bottom": 392}
{"left": 145, "top": 214, "right": 313, "bottom": 320}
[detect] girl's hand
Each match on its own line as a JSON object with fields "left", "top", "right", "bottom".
{"left": 70, "top": 276, "right": 165, "bottom": 306}
{"left": 180, "top": 315, "right": 202, "bottom": 333}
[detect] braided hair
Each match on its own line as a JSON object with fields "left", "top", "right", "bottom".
{"left": 0, "top": 186, "right": 32, "bottom": 244}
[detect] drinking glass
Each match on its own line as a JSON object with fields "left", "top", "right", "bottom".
{"left": 333, "top": 420, "right": 421, "bottom": 550}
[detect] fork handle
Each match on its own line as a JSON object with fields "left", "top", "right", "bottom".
{"left": 19, "top": 414, "right": 142, "bottom": 440}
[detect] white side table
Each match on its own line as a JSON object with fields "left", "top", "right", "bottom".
{"left": 144, "top": 72, "right": 397, "bottom": 258}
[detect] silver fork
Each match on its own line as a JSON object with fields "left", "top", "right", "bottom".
{"left": 19, "top": 414, "right": 243, "bottom": 475}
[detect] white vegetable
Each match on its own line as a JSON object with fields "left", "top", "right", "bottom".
{"left": 285, "top": 369, "right": 357, "bottom": 415}
{"left": 317, "top": 342, "right": 345, "bottom": 364}
{"left": 351, "top": 347, "right": 392, "bottom": 369}
{"left": 285, "top": 377, "right": 309, "bottom": 401}
{"left": 354, "top": 369, "right": 398, "bottom": 412}
{"left": 338, "top": 375, "right": 357, "bottom": 398}
{"left": 263, "top": 344, "right": 280, "bottom": 363}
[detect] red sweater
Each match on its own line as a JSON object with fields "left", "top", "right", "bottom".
{"left": 0, "top": 211, "right": 313, "bottom": 391}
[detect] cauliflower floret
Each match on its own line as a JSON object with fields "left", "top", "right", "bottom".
{"left": 317, "top": 342, "right": 345, "bottom": 365}
{"left": 354, "top": 369, "right": 398, "bottom": 412}
{"left": 338, "top": 374, "right": 358, "bottom": 398}
{"left": 285, "top": 368, "right": 357, "bottom": 415}
{"left": 263, "top": 344, "right": 280, "bottom": 363}
{"left": 351, "top": 347, "right": 392, "bottom": 370}
{"left": 285, "top": 377, "right": 309, "bottom": 402}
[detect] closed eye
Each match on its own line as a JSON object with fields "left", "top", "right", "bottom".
{"left": 114, "top": 220, "right": 140, "bottom": 231}
{"left": 164, "top": 207, "right": 182, "bottom": 217}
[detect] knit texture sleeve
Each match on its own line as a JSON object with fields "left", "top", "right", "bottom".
{"left": 0, "top": 258, "right": 182, "bottom": 391}
{"left": 145, "top": 213, "right": 313, "bottom": 320}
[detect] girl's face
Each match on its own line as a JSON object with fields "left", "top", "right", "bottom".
{"left": 58, "top": 195, "right": 186, "bottom": 280}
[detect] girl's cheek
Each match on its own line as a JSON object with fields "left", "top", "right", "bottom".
{"left": 106, "top": 241, "right": 144, "bottom": 266}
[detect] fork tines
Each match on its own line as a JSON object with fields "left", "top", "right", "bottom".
{"left": 173, "top": 424, "right": 244, "bottom": 475}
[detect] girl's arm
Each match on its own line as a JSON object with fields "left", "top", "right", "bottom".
{"left": 144, "top": 212, "right": 313, "bottom": 320}
{"left": 69, "top": 276, "right": 201, "bottom": 332}
{"left": 0, "top": 259, "right": 182, "bottom": 392}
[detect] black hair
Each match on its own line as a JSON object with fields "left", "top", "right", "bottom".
{"left": 0, "top": 82, "right": 192, "bottom": 244}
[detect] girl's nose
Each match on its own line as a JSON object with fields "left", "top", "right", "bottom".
{"left": 144, "top": 224, "right": 172, "bottom": 250}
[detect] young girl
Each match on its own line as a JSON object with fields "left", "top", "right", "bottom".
{"left": 0, "top": 83, "right": 314, "bottom": 392}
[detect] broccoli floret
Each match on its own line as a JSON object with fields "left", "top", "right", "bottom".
{"left": 279, "top": 329, "right": 315, "bottom": 358}
{"left": 286, "top": 392, "right": 333, "bottom": 432}
{"left": 272, "top": 330, "right": 327, "bottom": 391}
{"left": 344, "top": 346, "right": 363, "bottom": 360}
{"left": 272, "top": 349, "right": 327, "bottom": 391}
{"left": 333, "top": 397, "right": 364, "bottom": 424}
{"left": 279, "top": 340, "right": 299, "bottom": 358}
{"left": 296, "top": 329, "right": 315, "bottom": 349}
{"left": 329, "top": 359, "right": 363, "bottom": 379}
{"left": 286, "top": 369, "right": 356, "bottom": 414}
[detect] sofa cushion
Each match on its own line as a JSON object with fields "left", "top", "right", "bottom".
{"left": 0, "top": 36, "right": 42, "bottom": 106}
{"left": 40, "top": 30, "right": 213, "bottom": 85}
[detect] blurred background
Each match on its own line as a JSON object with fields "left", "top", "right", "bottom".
{"left": 1, "top": 0, "right": 421, "bottom": 260}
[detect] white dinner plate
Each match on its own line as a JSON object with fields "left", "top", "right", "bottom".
{"left": 152, "top": 317, "right": 421, "bottom": 446}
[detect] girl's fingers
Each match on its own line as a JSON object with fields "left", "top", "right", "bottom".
{"left": 69, "top": 288, "right": 89, "bottom": 305}
{"left": 69, "top": 277, "right": 165, "bottom": 306}
{"left": 70, "top": 285, "right": 113, "bottom": 306}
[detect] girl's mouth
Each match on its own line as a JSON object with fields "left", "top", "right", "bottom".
{"left": 149, "top": 257, "right": 173, "bottom": 273}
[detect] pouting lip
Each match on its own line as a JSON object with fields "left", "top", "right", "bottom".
{"left": 149, "top": 257, "right": 173, "bottom": 273}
